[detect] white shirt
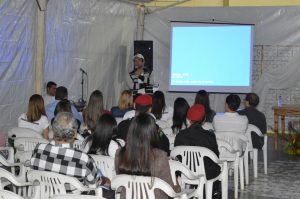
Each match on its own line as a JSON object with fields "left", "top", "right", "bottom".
{"left": 83, "top": 139, "right": 125, "bottom": 158}
{"left": 18, "top": 113, "right": 49, "bottom": 134}
{"left": 213, "top": 112, "right": 248, "bottom": 134}
{"left": 43, "top": 94, "right": 55, "bottom": 106}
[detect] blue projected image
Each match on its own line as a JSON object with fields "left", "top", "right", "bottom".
{"left": 169, "top": 22, "right": 254, "bottom": 93}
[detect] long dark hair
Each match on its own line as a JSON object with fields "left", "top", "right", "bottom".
{"left": 84, "top": 114, "right": 118, "bottom": 155}
{"left": 151, "top": 91, "right": 166, "bottom": 120}
{"left": 117, "top": 113, "right": 159, "bottom": 176}
{"left": 84, "top": 90, "right": 104, "bottom": 131}
{"left": 172, "top": 97, "right": 190, "bottom": 134}
{"left": 194, "top": 90, "right": 214, "bottom": 121}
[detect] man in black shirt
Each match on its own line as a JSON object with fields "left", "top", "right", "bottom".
{"left": 238, "top": 93, "right": 267, "bottom": 149}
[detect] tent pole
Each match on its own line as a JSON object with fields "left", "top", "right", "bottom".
{"left": 35, "top": 7, "right": 46, "bottom": 95}
{"left": 136, "top": 5, "right": 145, "bottom": 40}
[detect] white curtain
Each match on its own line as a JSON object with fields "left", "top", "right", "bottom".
{"left": 0, "top": 0, "right": 37, "bottom": 131}
{"left": 44, "top": 0, "right": 138, "bottom": 109}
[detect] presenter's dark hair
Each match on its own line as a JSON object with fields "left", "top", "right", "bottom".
{"left": 172, "top": 97, "right": 190, "bottom": 134}
{"left": 245, "top": 93, "right": 260, "bottom": 107}
{"left": 116, "top": 113, "right": 159, "bottom": 176}
{"left": 226, "top": 94, "right": 241, "bottom": 111}
{"left": 55, "top": 86, "right": 68, "bottom": 100}
{"left": 46, "top": 81, "right": 57, "bottom": 89}
{"left": 151, "top": 91, "right": 166, "bottom": 120}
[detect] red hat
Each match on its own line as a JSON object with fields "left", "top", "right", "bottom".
{"left": 135, "top": 94, "right": 152, "bottom": 106}
{"left": 187, "top": 104, "right": 205, "bottom": 122}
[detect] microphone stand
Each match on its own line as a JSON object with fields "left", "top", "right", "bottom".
{"left": 81, "top": 70, "right": 84, "bottom": 101}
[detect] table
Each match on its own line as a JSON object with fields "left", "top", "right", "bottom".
{"left": 272, "top": 105, "right": 300, "bottom": 150}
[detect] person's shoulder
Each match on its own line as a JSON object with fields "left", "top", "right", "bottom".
{"left": 18, "top": 113, "right": 27, "bottom": 120}
{"left": 152, "top": 148, "right": 167, "bottom": 158}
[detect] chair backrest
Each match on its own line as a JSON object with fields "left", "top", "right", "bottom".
{"left": 111, "top": 174, "right": 187, "bottom": 199}
{"left": 90, "top": 154, "right": 115, "bottom": 180}
{"left": 27, "top": 170, "right": 89, "bottom": 199}
{"left": 0, "top": 168, "right": 32, "bottom": 197}
{"left": 0, "top": 190, "right": 25, "bottom": 199}
{"left": 215, "top": 132, "right": 247, "bottom": 152}
{"left": 216, "top": 139, "right": 239, "bottom": 161}
{"left": 245, "top": 124, "right": 264, "bottom": 150}
{"left": 51, "top": 194, "right": 105, "bottom": 199}
{"left": 7, "top": 127, "right": 42, "bottom": 138}
{"left": 14, "top": 137, "right": 48, "bottom": 152}
{"left": 170, "top": 146, "right": 219, "bottom": 179}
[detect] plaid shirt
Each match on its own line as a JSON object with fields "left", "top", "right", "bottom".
{"left": 31, "top": 141, "right": 102, "bottom": 185}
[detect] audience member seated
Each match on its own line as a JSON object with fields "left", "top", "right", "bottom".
{"left": 30, "top": 112, "right": 113, "bottom": 198}
{"left": 46, "top": 86, "right": 83, "bottom": 123}
{"left": 117, "top": 94, "right": 170, "bottom": 154}
{"left": 43, "top": 81, "right": 57, "bottom": 106}
{"left": 115, "top": 113, "right": 180, "bottom": 199}
{"left": 194, "top": 90, "right": 216, "bottom": 123}
{"left": 81, "top": 90, "right": 110, "bottom": 137}
{"left": 82, "top": 114, "right": 124, "bottom": 157}
{"left": 174, "top": 104, "right": 221, "bottom": 198}
{"left": 151, "top": 90, "right": 173, "bottom": 127}
{"left": 111, "top": 90, "right": 133, "bottom": 118}
{"left": 171, "top": 97, "right": 190, "bottom": 135}
{"left": 238, "top": 93, "right": 267, "bottom": 149}
{"left": 213, "top": 94, "right": 248, "bottom": 134}
{"left": 18, "top": 94, "right": 49, "bottom": 139}
{"left": 52, "top": 99, "right": 81, "bottom": 130}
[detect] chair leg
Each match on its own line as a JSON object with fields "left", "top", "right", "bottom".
{"left": 263, "top": 137, "right": 268, "bottom": 175}
{"left": 244, "top": 151, "right": 249, "bottom": 185}
{"left": 206, "top": 181, "right": 213, "bottom": 199}
{"left": 253, "top": 149, "right": 258, "bottom": 178}
{"left": 234, "top": 163, "right": 238, "bottom": 199}
{"left": 239, "top": 157, "right": 244, "bottom": 190}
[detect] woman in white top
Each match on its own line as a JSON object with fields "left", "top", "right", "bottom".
{"left": 82, "top": 113, "right": 124, "bottom": 157}
{"left": 151, "top": 91, "right": 173, "bottom": 125}
{"left": 18, "top": 94, "right": 49, "bottom": 139}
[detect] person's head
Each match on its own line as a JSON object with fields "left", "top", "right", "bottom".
{"left": 187, "top": 104, "right": 205, "bottom": 125}
{"left": 118, "top": 90, "right": 133, "bottom": 110}
{"left": 55, "top": 86, "right": 68, "bottom": 100}
{"left": 225, "top": 94, "right": 241, "bottom": 112}
{"left": 54, "top": 99, "right": 72, "bottom": 116}
{"left": 46, "top": 81, "right": 57, "bottom": 96}
{"left": 244, "top": 93, "right": 260, "bottom": 108}
{"left": 52, "top": 112, "right": 78, "bottom": 143}
{"left": 26, "top": 94, "right": 46, "bottom": 122}
{"left": 172, "top": 97, "right": 190, "bottom": 132}
{"left": 87, "top": 114, "right": 117, "bottom": 155}
{"left": 133, "top": 53, "right": 145, "bottom": 69}
{"left": 151, "top": 91, "right": 166, "bottom": 120}
{"left": 84, "top": 90, "right": 104, "bottom": 131}
{"left": 118, "top": 113, "right": 159, "bottom": 176}
{"left": 194, "top": 90, "right": 212, "bottom": 112}
{"left": 134, "top": 94, "right": 152, "bottom": 114}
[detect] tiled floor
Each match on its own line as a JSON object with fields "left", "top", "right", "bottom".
{"left": 228, "top": 136, "right": 300, "bottom": 199}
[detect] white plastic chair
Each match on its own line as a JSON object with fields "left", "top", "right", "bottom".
{"left": 90, "top": 154, "right": 115, "bottom": 180}
{"left": 215, "top": 132, "right": 249, "bottom": 193}
{"left": 27, "top": 170, "right": 102, "bottom": 199}
{"left": 245, "top": 124, "right": 268, "bottom": 181}
{"left": 216, "top": 139, "right": 239, "bottom": 199}
{"left": 169, "top": 159, "right": 205, "bottom": 199}
{"left": 0, "top": 190, "right": 26, "bottom": 199}
{"left": 0, "top": 168, "right": 33, "bottom": 197}
{"left": 170, "top": 146, "right": 228, "bottom": 199}
{"left": 111, "top": 174, "right": 188, "bottom": 199}
{"left": 0, "top": 154, "right": 23, "bottom": 176}
{"left": 0, "top": 146, "right": 15, "bottom": 164}
{"left": 51, "top": 194, "right": 105, "bottom": 199}
{"left": 7, "top": 127, "right": 43, "bottom": 138}
{"left": 14, "top": 137, "right": 49, "bottom": 152}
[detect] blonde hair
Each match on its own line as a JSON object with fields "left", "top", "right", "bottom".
{"left": 118, "top": 90, "right": 133, "bottom": 110}
{"left": 27, "top": 94, "right": 46, "bottom": 122}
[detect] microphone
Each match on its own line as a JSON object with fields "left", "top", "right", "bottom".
{"left": 80, "top": 68, "right": 87, "bottom": 75}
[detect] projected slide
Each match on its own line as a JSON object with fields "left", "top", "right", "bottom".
{"left": 169, "top": 22, "right": 254, "bottom": 93}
